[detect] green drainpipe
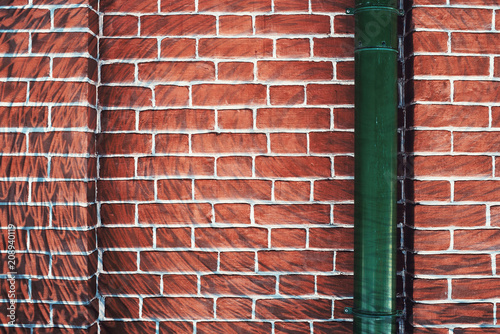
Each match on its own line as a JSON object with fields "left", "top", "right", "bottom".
{"left": 345, "top": 1, "right": 400, "bottom": 333}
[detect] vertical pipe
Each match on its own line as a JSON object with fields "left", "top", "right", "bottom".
{"left": 351, "top": 0, "right": 399, "bottom": 333}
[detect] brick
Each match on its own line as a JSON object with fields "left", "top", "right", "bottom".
{"left": 198, "top": 0, "right": 271, "bottom": 12}
{"left": 0, "top": 106, "right": 47, "bottom": 128}
{"left": 317, "top": 275, "right": 353, "bottom": 297}
{"left": 314, "top": 37, "right": 354, "bottom": 58}
{"left": 276, "top": 322, "right": 312, "bottom": 334}
{"left": 52, "top": 156, "right": 95, "bottom": 180}
{"left": 334, "top": 156, "right": 354, "bottom": 176}
{"left": 410, "top": 31, "right": 448, "bottom": 54}
{"left": 195, "top": 179, "right": 271, "bottom": 200}
{"left": 157, "top": 179, "right": 192, "bottom": 200}
{"left": 157, "top": 227, "right": 192, "bottom": 248}
{"left": 156, "top": 134, "right": 190, "bottom": 153}
{"left": 255, "top": 204, "right": 330, "bottom": 225}
{"left": 410, "top": 80, "right": 450, "bottom": 102}
{"left": 493, "top": 107, "right": 500, "bottom": 127}
{"left": 314, "top": 179, "right": 353, "bottom": 202}
{"left": 276, "top": 38, "right": 310, "bottom": 58}
{"left": 52, "top": 252, "right": 97, "bottom": 278}
{"left": 0, "top": 302, "right": 50, "bottom": 325}
{"left": 413, "top": 205, "right": 485, "bottom": 228}
{"left": 218, "top": 62, "right": 254, "bottom": 81}
{"left": 259, "top": 250, "right": 333, "bottom": 272}
{"left": 0, "top": 33, "right": 28, "bottom": 54}
{"left": 30, "top": 229, "right": 95, "bottom": 252}
{"left": 161, "top": 38, "right": 196, "bottom": 58}
{"left": 337, "top": 61, "right": 354, "bottom": 80}
{"left": 192, "top": 133, "right": 266, "bottom": 153}
{"left": 32, "top": 278, "right": 94, "bottom": 302}
{"left": 455, "top": 181, "right": 500, "bottom": 202}
{"left": 274, "top": 181, "right": 310, "bottom": 201}
{"left": 453, "top": 279, "right": 500, "bottom": 300}
{"left": 101, "top": 321, "right": 156, "bottom": 333}
{"left": 52, "top": 205, "right": 97, "bottom": 228}
{"left": 311, "top": 0, "right": 352, "bottom": 12}
{"left": 100, "top": 85, "right": 152, "bottom": 107}
{"left": 256, "top": 15, "right": 330, "bottom": 34}
{"left": 269, "top": 85, "right": 304, "bottom": 105}
{"left": 411, "top": 180, "right": 451, "bottom": 202}
{"left": 255, "top": 156, "right": 331, "bottom": 178}
{"left": 161, "top": 0, "right": 195, "bottom": 11}
{"left": 412, "top": 279, "right": 448, "bottom": 301}
{"left": 413, "top": 254, "right": 491, "bottom": 276}
{"left": 454, "top": 229, "right": 500, "bottom": 251}
{"left": 0, "top": 8, "right": 50, "bottom": 30}
{"left": 455, "top": 81, "right": 500, "bottom": 103}
{"left": 30, "top": 81, "right": 93, "bottom": 104}
{"left": 256, "top": 298, "right": 331, "bottom": 319}
{"left": 193, "top": 83, "right": 265, "bottom": 105}
{"left": 307, "top": 84, "right": 354, "bottom": 105}
{"left": 408, "top": 130, "right": 451, "bottom": 153}
{"left": 196, "top": 227, "right": 268, "bottom": 248}
{"left": 54, "top": 7, "right": 98, "bottom": 33}
{"left": 138, "top": 157, "right": 213, "bottom": 176}
{"left": 336, "top": 251, "right": 353, "bottom": 273}
{"left": 334, "top": 15, "right": 354, "bottom": 34}
{"left": 412, "top": 156, "right": 491, "bottom": 177}
{"left": 411, "top": 104, "right": 489, "bottom": 128}
{"left": 217, "top": 298, "right": 253, "bottom": 319}
{"left": 103, "top": 15, "right": 138, "bottom": 36}
{"left": 0, "top": 133, "right": 25, "bottom": 153}
{"left": 141, "top": 251, "right": 217, "bottom": 272}
{"left": 139, "top": 203, "right": 212, "bottom": 224}
{"left": 54, "top": 57, "right": 97, "bottom": 81}
{"left": 414, "top": 230, "right": 450, "bottom": 251}
{"left": 454, "top": 329, "right": 500, "bottom": 334}
{"left": 452, "top": 33, "right": 500, "bottom": 54}
{"left": 101, "top": 203, "right": 135, "bottom": 225}
{"left": 197, "top": 322, "right": 271, "bottom": 334}
{"left": 97, "top": 133, "right": 152, "bottom": 154}
{"left": 101, "top": 0, "right": 157, "bottom": 12}
{"left": 309, "top": 227, "right": 353, "bottom": 249}
{"left": 141, "top": 15, "right": 216, "bottom": 36}
{"left": 412, "top": 303, "right": 493, "bottom": 325}
{"left": 0, "top": 181, "right": 28, "bottom": 202}
{"left": 99, "top": 157, "right": 134, "bottom": 178}
{"left": 163, "top": 275, "right": 198, "bottom": 295}
{"left": 0, "top": 81, "right": 27, "bottom": 102}
{"left": 0, "top": 205, "right": 49, "bottom": 228}
{"left": 412, "top": 8, "right": 492, "bottom": 30}
{"left": 217, "top": 156, "right": 253, "bottom": 177}
{"left": 0, "top": 253, "right": 49, "bottom": 276}
{"left": 159, "top": 322, "right": 194, "bottom": 333}
{"left": 451, "top": 0, "right": 500, "bottom": 4}
{"left": 279, "top": 275, "right": 314, "bottom": 295}
{"left": 101, "top": 63, "right": 135, "bottom": 83}
{"left": 258, "top": 61, "right": 332, "bottom": 81}
{"left": 201, "top": 274, "right": 275, "bottom": 295}
{"left": 220, "top": 251, "right": 255, "bottom": 272}
{"left": 271, "top": 228, "right": 306, "bottom": 248}
{"left": 199, "top": 38, "right": 272, "bottom": 58}
{"left": 155, "top": 85, "right": 189, "bottom": 106}
{"left": 99, "top": 274, "right": 161, "bottom": 295}
{"left": 105, "top": 297, "right": 139, "bottom": 319}
{"left": 52, "top": 106, "right": 96, "bottom": 129}
{"left": 270, "top": 133, "right": 307, "bottom": 153}
{"left": 455, "top": 132, "right": 500, "bottom": 152}
{"left": 0, "top": 156, "right": 47, "bottom": 178}
{"left": 100, "top": 38, "right": 157, "bottom": 60}
{"left": 31, "top": 181, "right": 92, "bottom": 203}
{"left": 103, "top": 251, "right": 137, "bottom": 272}
{"left": 219, "top": 15, "right": 253, "bottom": 35}
{"left": 32, "top": 33, "right": 94, "bottom": 55}
{"left": 139, "top": 61, "right": 214, "bottom": 82}
{"left": 214, "top": 203, "right": 251, "bottom": 224}
{"left": 257, "top": 108, "right": 329, "bottom": 129}
{"left": 98, "top": 180, "right": 154, "bottom": 201}
{"left": 310, "top": 131, "right": 354, "bottom": 153}
{"left": 139, "top": 109, "right": 215, "bottom": 130}
{"left": 414, "top": 56, "right": 489, "bottom": 77}
{"left": 98, "top": 227, "right": 153, "bottom": 248}
{"left": 0, "top": 57, "right": 49, "bottom": 78}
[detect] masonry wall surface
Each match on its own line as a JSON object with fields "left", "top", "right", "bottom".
{"left": 0, "top": 0, "right": 499, "bottom": 333}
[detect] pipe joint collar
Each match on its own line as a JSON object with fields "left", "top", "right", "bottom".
{"left": 344, "top": 307, "right": 402, "bottom": 321}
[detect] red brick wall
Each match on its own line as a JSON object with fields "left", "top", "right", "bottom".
{"left": 407, "top": 0, "right": 500, "bottom": 332}
{"left": 1, "top": 0, "right": 499, "bottom": 332}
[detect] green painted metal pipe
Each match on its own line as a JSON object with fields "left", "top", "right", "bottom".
{"left": 350, "top": 0, "right": 399, "bottom": 333}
